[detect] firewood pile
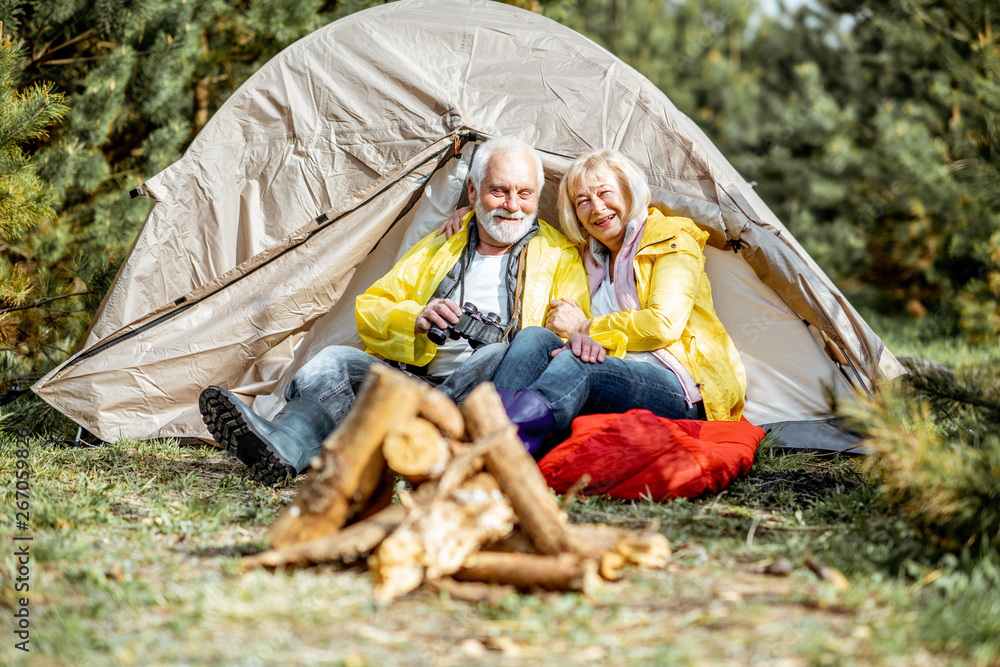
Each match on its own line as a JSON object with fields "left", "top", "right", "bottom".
{"left": 243, "top": 365, "right": 670, "bottom": 602}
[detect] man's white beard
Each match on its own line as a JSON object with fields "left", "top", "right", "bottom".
{"left": 476, "top": 203, "right": 536, "bottom": 246}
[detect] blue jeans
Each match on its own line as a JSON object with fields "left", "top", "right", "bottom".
{"left": 284, "top": 341, "right": 508, "bottom": 453}
{"left": 491, "top": 327, "right": 702, "bottom": 431}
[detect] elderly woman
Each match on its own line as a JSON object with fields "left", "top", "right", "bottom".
{"left": 491, "top": 148, "right": 747, "bottom": 455}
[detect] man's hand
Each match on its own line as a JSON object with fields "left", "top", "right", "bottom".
{"left": 545, "top": 298, "right": 590, "bottom": 338}
{"left": 552, "top": 332, "right": 606, "bottom": 364}
{"left": 415, "top": 298, "right": 463, "bottom": 334}
{"left": 436, "top": 206, "right": 472, "bottom": 239}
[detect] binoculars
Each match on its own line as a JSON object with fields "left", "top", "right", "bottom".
{"left": 427, "top": 302, "right": 504, "bottom": 349}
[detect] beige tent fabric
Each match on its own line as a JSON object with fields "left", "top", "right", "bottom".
{"left": 253, "top": 150, "right": 476, "bottom": 421}
{"left": 702, "top": 246, "right": 858, "bottom": 425}
{"left": 37, "top": 138, "right": 454, "bottom": 439}
{"left": 34, "top": 0, "right": 904, "bottom": 442}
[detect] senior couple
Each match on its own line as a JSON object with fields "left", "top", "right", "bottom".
{"left": 200, "top": 137, "right": 747, "bottom": 485}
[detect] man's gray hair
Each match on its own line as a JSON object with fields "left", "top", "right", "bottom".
{"left": 468, "top": 136, "right": 545, "bottom": 196}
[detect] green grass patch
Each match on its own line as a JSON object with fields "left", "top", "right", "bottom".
{"left": 1, "top": 318, "right": 997, "bottom": 664}
{"left": 0, "top": 430, "right": 993, "bottom": 665}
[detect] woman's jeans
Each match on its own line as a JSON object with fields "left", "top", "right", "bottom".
{"left": 492, "top": 327, "right": 702, "bottom": 431}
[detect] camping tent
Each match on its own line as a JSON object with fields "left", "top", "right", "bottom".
{"left": 32, "top": 0, "right": 905, "bottom": 449}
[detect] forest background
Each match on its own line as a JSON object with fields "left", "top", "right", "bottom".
{"left": 1, "top": 0, "right": 997, "bottom": 415}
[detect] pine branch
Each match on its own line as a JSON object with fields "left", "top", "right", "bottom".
{"left": 136, "top": 38, "right": 175, "bottom": 109}
{"left": 938, "top": 0, "right": 983, "bottom": 41}
{"left": 27, "top": 26, "right": 98, "bottom": 69}
{"left": 1, "top": 84, "right": 66, "bottom": 145}
{"left": 0, "top": 243, "right": 30, "bottom": 260}
{"left": 901, "top": 357, "right": 1000, "bottom": 414}
{"left": 106, "top": 167, "right": 139, "bottom": 179}
{"left": 908, "top": 1, "right": 968, "bottom": 41}
{"left": 37, "top": 345, "right": 56, "bottom": 367}
{"left": 42, "top": 55, "right": 111, "bottom": 65}
{"left": 0, "top": 291, "right": 88, "bottom": 315}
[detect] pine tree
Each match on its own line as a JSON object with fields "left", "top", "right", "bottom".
{"left": 548, "top": 0, "right": 757, "bottom": 118}
{"left": 0, "top": 0, "right": 389, "bottom": 393}
{"left": 776, "top": 0, "right": 1000, "bottom": 342}
{"left": 724, "top": 0, "right": 1000, "bottom": 340}
{"left": 0, "top": 23, "right": 68, "bottom": 368}
{"left": 846, "top": 355, "right": 1000, "bottom": 553}
{"left": 1, "top": 0, "right": 209, "bottom": 385}
{"left": 546, "top": 0, "right": 999, "bottom": 342}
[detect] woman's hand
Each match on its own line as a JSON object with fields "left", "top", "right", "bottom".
{"left": 545, "top": 298, "right": 590, "bottom": 338}
{"left": 436, "top": 206, "right": 472, "bottom": 239}
{"left": 552, "top": 332, "right": 606, "bottom": 364}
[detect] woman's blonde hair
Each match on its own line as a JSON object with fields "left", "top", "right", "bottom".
{"left": 557, "top": 148, "right": 651, "bottom": 244}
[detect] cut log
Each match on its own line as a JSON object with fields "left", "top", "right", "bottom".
{"left": 383, "top": 417, "right": 450, "bottom": 480}
{"left": 418, "top": 388, "right": 465, "bottom": 440}
{"left": 483, "top": 528, "right": 539, "bottom": 554}
{"left": 268, "top": 365, "right": 427, "bottom": 549}
{"left": 435, "top": 431, "right": 504, "bottom": 499}
{"left": 369, "top": 472, "right": 516, "bottom": 601}
{"left": 460, "top": 383, "right": 584, "bottom": 557}
{"left": 423, "top": 577, "right": 516, "bottom": 604}
{"left": 566, "top": 523, "right": 672, "bottom": 579}
{"left": 454, "top": 551, "right": 600, "bottom": 593}
{"left": 615, "top": 531, "right": 672, "bottom": 568}
{"left": 353, "top": 465, "right": 396, "bottom": 522}
{"left": 243, "top": 481, "right": 440, "bottom": 570}
{"left": 566, "top": 523, "right": 629, "bottom": 559}
{"left": 245, "top": 505, "right": 404, "bottom": 570}
{"left": 368, "top": 530, "right": 424, "bottom": 602}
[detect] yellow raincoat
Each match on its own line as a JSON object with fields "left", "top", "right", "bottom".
{"left": 356, "top": 214, "right": 590, "bottom": 368}
{"left": 587, "top": 208, "right": 747, "bottom": 421}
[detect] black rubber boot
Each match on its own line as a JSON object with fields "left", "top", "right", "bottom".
{"left": 199, "top": 386, "right": 336, "bottom": 486}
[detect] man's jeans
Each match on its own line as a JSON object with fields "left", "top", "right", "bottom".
{"left": 281, "top": 342, "right": 507, "bottom": 470}
{"left": 491, "top": 327, "right": 702, "bottom": 432}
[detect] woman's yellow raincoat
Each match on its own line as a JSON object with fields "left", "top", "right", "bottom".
{"left": 586, "top": 208, "right": 747, "bottom": 421}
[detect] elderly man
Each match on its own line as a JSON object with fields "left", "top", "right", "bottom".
{"left": 199, "top": 136, "right": 590, "bottom": 485}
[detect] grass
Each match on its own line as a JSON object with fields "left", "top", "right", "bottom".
{"left": 1, "top": 315, "right": 998, "bottom": 665}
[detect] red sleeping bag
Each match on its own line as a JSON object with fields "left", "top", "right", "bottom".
{"left": 537, "top": 409, "right": 765, "bottom": 501}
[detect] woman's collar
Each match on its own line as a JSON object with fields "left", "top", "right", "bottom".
{"left": 587, "top": 211, "right": 647, "bottom": 258}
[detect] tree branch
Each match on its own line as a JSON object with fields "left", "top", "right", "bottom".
{"left": 0, "top": 291, "right": 88, "bottom": 315}
{"left": 909, "top": 1, "right": 970, "bottom": 42}
{"left": 939, "top": 0, "right": 982, "bottom": 41}
{"left": 27, "top": 26, "right": 98, "bottom": 69}
{"left": 42, "top": 55, "right": 110, "bottom": 65}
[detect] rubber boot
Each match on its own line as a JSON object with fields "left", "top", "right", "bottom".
{"left": 199, "top": 386, "right": 336, "bottom": 486}
{"left": 496, "top": 388, "right": 556, "bottom": 457}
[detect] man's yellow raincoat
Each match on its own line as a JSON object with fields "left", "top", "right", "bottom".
{"left": 356, "top": 214, "right": 590, "bottom": 368}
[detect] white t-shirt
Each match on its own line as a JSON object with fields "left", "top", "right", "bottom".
{"left": 425, "top": 251, "right": 509, "bottom": 377}
{"left": 590, "top": 276, "right": 662, "bottom": 368}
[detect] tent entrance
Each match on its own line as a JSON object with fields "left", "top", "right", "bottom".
{"left": 32, "top": 135, "right": 464, "bottom": 440}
